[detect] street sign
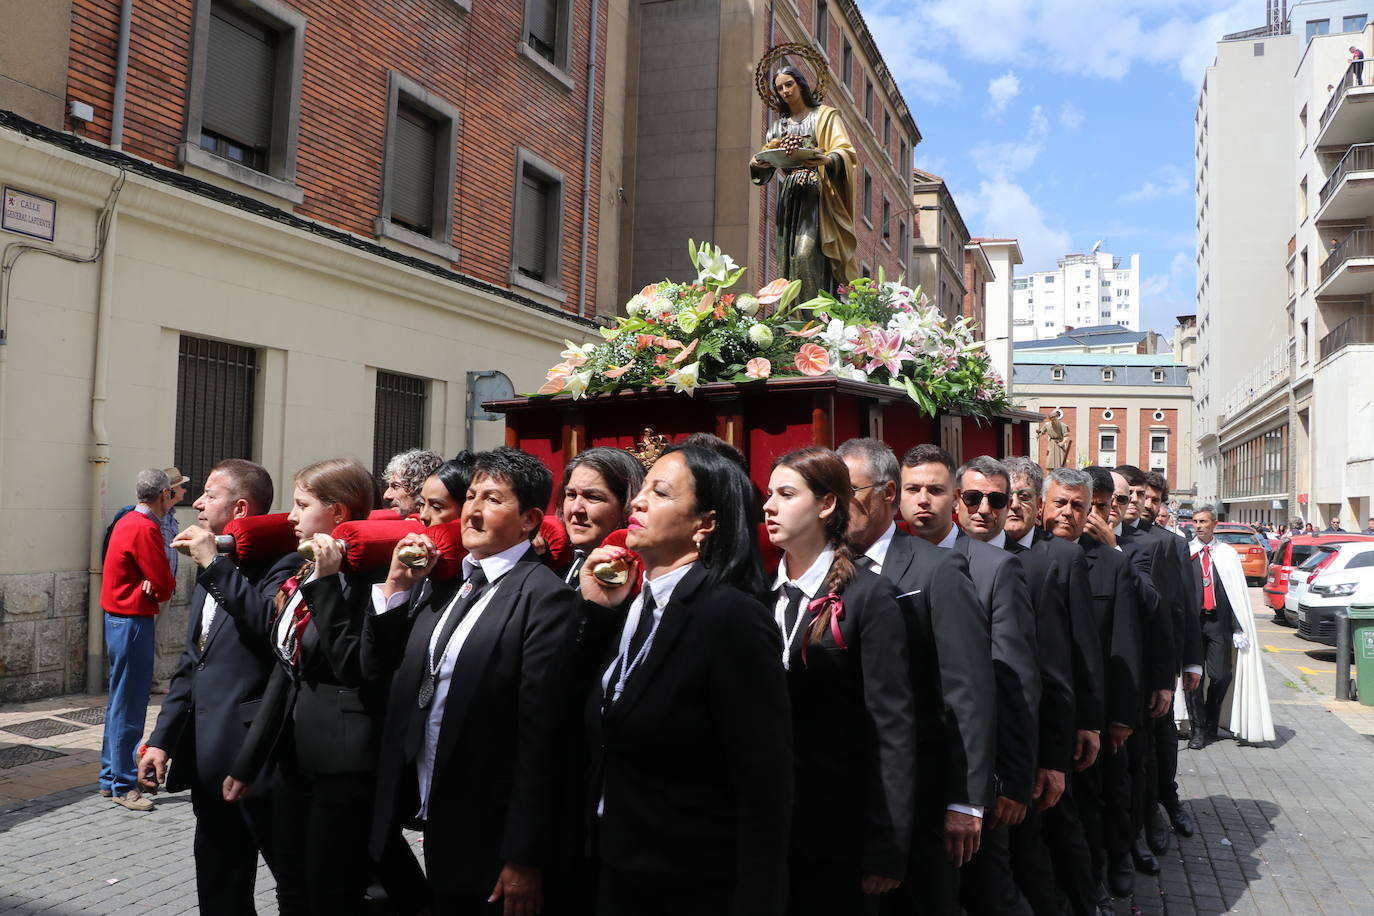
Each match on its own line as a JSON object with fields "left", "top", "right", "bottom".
{"left": 2, "top": 186, "right": 56, "bottom": 242}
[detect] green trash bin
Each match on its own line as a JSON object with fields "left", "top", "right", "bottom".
{"left": 1348, "top": 604, "right": 1374, "bottom": 706}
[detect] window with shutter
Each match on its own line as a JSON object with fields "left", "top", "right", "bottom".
{"left": 175, "top": 335, "right": 258, "bottom": 505}
{"left": 815, "top": 0, "right": 828, "bottom": 53}
{"left": 526, "top": 0, "right": 559, "bottom": 63}
{"left": 862, "top": 172, "right": 872, "bottom": 222}
{"left": 373, "top": 371, "right": 427, "bottom": 478}
{"left": 201, "top": 4, "right": 277, "bottom": 172}
{"left": 516, "top": 172, "right": 550, "bottom": 282}
{"left": 390, "top": 105, "right": 438, "bottom": 235}
{"left": 882, "top": 197, "right": 890, "bottom": 240}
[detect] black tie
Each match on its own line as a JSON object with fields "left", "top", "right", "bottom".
{"left": 781, "top": 583, "right": 805, "bottom": 641}
{"left": 606, "top": 586, "right": 657, "bottom": 709}
{"left": 853, "top": 554, "right": 875, "bottom": 571}
{"left": 429, "top": 565, "right": 490, "bottom": 673}
{"left": 1005, "top": 539, "right": 1027, "bottom": 555}
{"left": 566, "top": 551, "right": 586, "bottom": 585}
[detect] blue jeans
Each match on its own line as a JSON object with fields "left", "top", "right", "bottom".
{"left": 99, "top": 612, "right": 156, "bottom": 795}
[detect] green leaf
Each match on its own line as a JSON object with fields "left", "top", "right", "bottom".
{"left": 777, "top": 279, "right": 803, "bottom": 311}
{"left": 687, "top": 238, "right": 699, "bottom": 270}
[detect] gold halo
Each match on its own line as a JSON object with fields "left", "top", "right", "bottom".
{"left": 755, "top": 42, "right": 831, "bottom": 112}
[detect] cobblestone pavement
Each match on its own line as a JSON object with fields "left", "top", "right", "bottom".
{"left": 3, "top": 589, "right": 1374, "bottom": 914}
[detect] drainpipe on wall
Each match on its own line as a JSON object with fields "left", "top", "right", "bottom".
{"left": 575, "top": 0, "right": 602, "bottom": 318}
{"left": 109, "top": 0, "right": 134, "bottom": 149}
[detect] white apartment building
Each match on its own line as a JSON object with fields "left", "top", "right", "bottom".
{"left": 1011, "top": 250, "right": 1140, "bottom": 342}
{"left": 1194, "top": 0, "right": 1374, "bottom": 527}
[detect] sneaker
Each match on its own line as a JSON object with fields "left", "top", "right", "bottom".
{"left": 112, "top": 790, "right": 153, "bottom": 811}
{"left": 98, "top": 788, "right": 112, "bottom": 798}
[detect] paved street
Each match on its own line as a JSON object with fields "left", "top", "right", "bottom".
{"left": 3, "top": 588, "right": 1374, "bottom": 914}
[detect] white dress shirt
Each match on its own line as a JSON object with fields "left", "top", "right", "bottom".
{"left": 933, "top": 524, "right": 959, "bottom": 550}
{"left": 770, "top": 546, "right": 835, "bottom": 668}
{"left": 861, "top": 521, "right": 898, "bottom": 574}
{"left": 371, "top": 538, "right": 529, "bottom": 818}
{"left": 198, "top": 590, "right": 218, "bottom": 647}
{"left": 987, "top": 530, "right": 1007, "bottom": 549}
{"left": 274, "top": 568, "right": 323, "bottom": 660}
{"left": 1016, "top": 529, "right": 1036, "bottom": 551}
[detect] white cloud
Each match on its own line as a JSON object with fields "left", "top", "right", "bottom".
{"left": 961, "top": 178, "right": 1073, "bottom": 272}
{"left": 987, "top": 71, "right": 1021, "bottom": 114}
{"left": 1140, "top": 251, "right": 1195, "bottom": 328}
{"left": 900, "top": 0, "right": 1257, "bottom": 84}
{"left": 1059, "top": 103, "right": 1084, "bottom": 132}
{"left": 860, "top": 10, "right": 962, "bottom": 102}
{"left": 971, "top": 106, "right": 1048, "bottom": 180}
{"left": 1120, "top": 166, "right": 1192, "bottom": 203}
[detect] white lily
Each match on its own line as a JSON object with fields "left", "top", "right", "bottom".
{"left": 666, "top": 361, "right": 701, "bottom": 395}
{"left": 560, "top": 340, "right": 596, "bottom": 367}
{"left": 566, "top": 369, "right": 593, "bottom": 400}
{"left": 695, "top": 244, "right": 738, "bottom": 286}
{"left": 818, "top": 318, "right": 860, "bottom": 354}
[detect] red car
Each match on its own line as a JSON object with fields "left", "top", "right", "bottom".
{"left": 1263, "top": 533, "right": 1374, "bottom": 619}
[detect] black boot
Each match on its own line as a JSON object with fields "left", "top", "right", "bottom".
{"left": 1146, "top": 804, "right": 1171, "bottom": 854}
{"left": 1185, "top": 687, "right": 1207, "bottom": 750}
{"left": 1131, "top": 835, "right": 1160, "bottom": 875}
{"left": 1167, "top": 803, "right": 1196, "bottom": 837}
{"left": 1108, "top": 850, "right": 1135, "bottom": 897}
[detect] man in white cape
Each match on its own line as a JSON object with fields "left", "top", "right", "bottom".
{"left": 1183, "top": 507, "right": 1274, "bottom": 745}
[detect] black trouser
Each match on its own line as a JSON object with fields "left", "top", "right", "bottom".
{"left": 1009, "top": 805, "right": 1059, "bottom": 916}
{"left": 1151, "top": 710, "right": 1181, "bottom": 813}
{"left": 1042, "top": 774, "right": 1099, "bottom": 916}
{"left": 1189, "top": 614, "right": 1234, "bottom": 734}
{"left": 786, "top": 856, "right": 879, "bottom": 916}
{"left": 596, "top": 867, "right": 733, "bottom": 916}
{"left": 959, "top": 823, "right": 1033, "bottom": 916}
{"left": 1098, "top": 736, "right": 1135, "bottom": 867}
{"left": 880, "top": 793, "right": 960, "bottom": 916}
{"left": 191, "top": 783, "right": 289, "bottom": 916}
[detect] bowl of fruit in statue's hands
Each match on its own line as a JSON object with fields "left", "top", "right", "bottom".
{"left": 756, "top": 135, "right": 822, "bottom": 168}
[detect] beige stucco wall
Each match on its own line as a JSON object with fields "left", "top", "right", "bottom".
{"left": 0, "top": 0, "right": 72, "bottom": 129}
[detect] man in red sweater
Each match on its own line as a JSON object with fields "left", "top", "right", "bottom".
{"left": 99, "top": 468, "right": 178, "bottom": 811}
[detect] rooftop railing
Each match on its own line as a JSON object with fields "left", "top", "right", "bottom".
{"left": 1217, "top": 342, "right": 1291, "bottom": 425}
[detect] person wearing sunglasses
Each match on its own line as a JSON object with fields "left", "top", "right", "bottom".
{"left": 899, "top": 446, "right": 1040, "bottom": 916}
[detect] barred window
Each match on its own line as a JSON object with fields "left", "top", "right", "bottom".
{"left": 373, "top": 371, "right": 427, "bottom": 478}
{"left": 176, "top": 335, "right": 258, "bottom": 503}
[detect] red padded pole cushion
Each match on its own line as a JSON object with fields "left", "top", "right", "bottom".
{"left": 220, "top": 513, "right": 299, "bottom": 564}
{"left": 332, "top": 518, "right": 426, "bottom": 573}
{"left": 425, "top": 521, "right": 467, "bottom": 582}
{"left": 539, "top": 516, "right": 575, "bottom": 575}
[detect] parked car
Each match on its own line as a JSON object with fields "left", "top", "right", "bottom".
{"left": 1213, "top": 524, "right": 1271, "bottom": 585}
{"left": 1287, "top": 541, "right": 1374, "bottom": 645}
{"left": 1264, "top": 534, "right": 1374, "bottom": 621}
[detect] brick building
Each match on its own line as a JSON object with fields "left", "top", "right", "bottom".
{"left": 1014, "top": 353, "right": 1196, "bottom": 503}
{"left": 0, "top": 0, "right": 612, "bottom": 700}
{"left": 612, "top": 0, "right": 919, "bottom": 298}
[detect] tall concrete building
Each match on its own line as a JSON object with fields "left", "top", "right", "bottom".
{"left": 1011, "top": 249, "right": 1141, "bottom": 342}
{"left": 975, "top": 238, "right": 1024, "bottom": 389}
{"left": 1193, "top": 0, "right": 1373, "bottom": 526}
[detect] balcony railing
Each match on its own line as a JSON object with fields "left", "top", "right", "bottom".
{"left": 1320, "top": 60, "right": 1364, "bottom": 130}
{"left": 1318, "top": 314, "right": 1374, "bottom": 361}
{"left": 1217, "top": 342, "right": 1291, "bottom": 425}
{"left": 1320, "top": 228, "right": 1374, "bottom": 284}
{"left": 1319, "top": 143, "right": 1374, "bottom": 206}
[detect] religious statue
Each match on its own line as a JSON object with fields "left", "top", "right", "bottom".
{"left": 750, "top": 49, "right": 859, "bottom": 304}
{"left": 1039, "top": 411, "right": 1072, "bottom": 469}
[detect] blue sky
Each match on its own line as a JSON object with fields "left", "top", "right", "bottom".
{"left": 862, "top": 0, "right": 1264, "bottom": 336}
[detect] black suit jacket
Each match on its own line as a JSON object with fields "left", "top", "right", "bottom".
{"left": 880, "top": 530, "right": 995, "bottom": 810}
{"left": 779, "top": 566, "right": 915, "bottom": 879}
{"left": 367, "top": 549, "right": 576, "bottom": 898}
{"left": 1076, "top": 536, "right": 1143, "bottom": 729}
{"left": 228, "top": 569, "right": 389, "bottom": 783}
{"left": 1118, "top": 524, "right": 1173, "bottom": 692}
{"left": 149, "top": 552, "right": 297, "bottom": 793}
{"left": 952, "top": 532, "right": 1041, "bottom": 802}
{"left": 1140, "top": 519, "right": 1203, "bottom": 670}
{"left": 1021, "top": 530, "right": 1097, "bottom": 769}
{"left": 585, "top": 563, "right": 792, "bottom": 916}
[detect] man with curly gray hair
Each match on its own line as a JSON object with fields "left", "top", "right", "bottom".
{"left": 382, "top": 448, "right": 443, "bottom": 518}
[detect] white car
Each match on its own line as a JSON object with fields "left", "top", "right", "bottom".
{"left": 1289, "top": 541, "right": 1374, "bottom": 646}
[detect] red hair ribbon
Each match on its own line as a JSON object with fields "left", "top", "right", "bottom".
{"left": 800, "top": 592, "right": 846, "bottom": 666}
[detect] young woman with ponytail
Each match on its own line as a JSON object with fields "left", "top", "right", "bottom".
{"left": 763, "top": 446, "right": 919, "bottom": 914}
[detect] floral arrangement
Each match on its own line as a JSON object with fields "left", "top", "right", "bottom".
{"left": 537, "top": 241, "right": 1010, "bottom": 417}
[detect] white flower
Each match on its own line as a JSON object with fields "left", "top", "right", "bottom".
{"left": 695, "top": 244, "right": 738, "bottom": 286}
{"left": 818, "top": 319, "right": 860, "bottom": 354}
{"left": 560, "top": 340, "right": 596, "bottom": 367}
{"left": 735, "top": 294, "right": 761, "bottom": 317}
{"left": 625, "top": 295, "right": 650, "bottom": 316}
{"left": 843, "top": 365, "right": 869, "bottom": 383}
{"left": 566, "top": 369, "right": 593, "bottom": 400}
{"left": 666, "top": 361, "right": 701, "bottom": 395}
{"left": 886, "top": 310, "right": 926, "bottom": 342}
{"left": 748, "top": 323, "right": 774, "bottom": 347}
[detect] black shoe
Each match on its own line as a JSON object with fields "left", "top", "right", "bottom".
{"left": 1187, "top": 732, "right": 1205, "bottom": 750}
{"left": 1108, "top": 851, "right": 1135, "bottom": 897}
{"left": 1146, "top": 804, "right": 1171, "bottom": 854}
{"left": 1131, "top": 836, "right": 1161, "bottom": 875}
{"left": 1167, "top": 805, "right": 1196, "bottom": 838}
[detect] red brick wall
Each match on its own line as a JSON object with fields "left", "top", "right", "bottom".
{"left": 1139, "top": 407, "right": 1180, "bottom": 484}
{"left": 1038, "top": 406, "right": 1076, "bottom": 468}
{"left": 66, "top": 0, "right": 604, "bottom": 313}
{"left": 1087, "top": 406, "right": 1126, "bottom": 466}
